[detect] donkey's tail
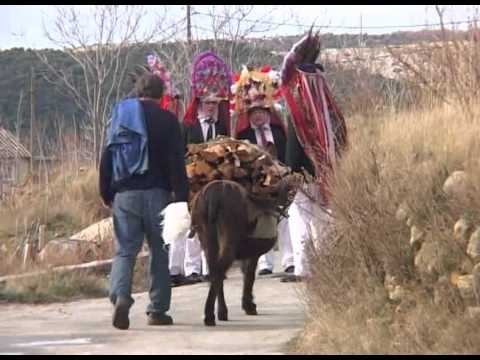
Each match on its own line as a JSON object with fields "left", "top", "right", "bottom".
{"left": 200, "top": 182, "right": 222, "bottom": 272}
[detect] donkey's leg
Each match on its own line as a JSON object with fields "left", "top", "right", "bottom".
{"left": 204, "top": 275, "right": 220, "bottom": 326}
{"left": 241, "top": 257, "right": 259, "bottom": 315}
{"left": 217, "top": 279, "right": 228, "bottom": 321}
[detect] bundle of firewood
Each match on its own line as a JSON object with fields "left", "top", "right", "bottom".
{"left": 186, "top": 136, "right": 301, "bottom": 214}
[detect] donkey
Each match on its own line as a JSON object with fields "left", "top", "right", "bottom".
{"left": 189, "top": 180, "right": 279, "bottom": 326}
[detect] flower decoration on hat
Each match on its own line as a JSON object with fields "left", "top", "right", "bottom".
{"left": 191, "top": 51, "right": 232, "bottom": 102}
{"left": 231, "top": 65, "right": 282, "bottom": 115}
{"left": 146, "top": 52, "right": 178, "bottom": 97}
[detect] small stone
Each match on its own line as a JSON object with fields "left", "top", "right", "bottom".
{"left": 467, "top": 228, "right": 480, "bottom": 262}
{"left": 443, "top": 171, "right": 469, "bottom": 198}
{"left": 454, "top": 218, "right": 473, "bottom": 248}
{"left": 466, "top": 306, "right": 480, "bottom": 320}
{"left": 456, "top": 275, "right": 475, "bottom": 303}
{"left": 389, "top": 285, "right": 406, "bottom": 303}
{"left": 415, "top": 239, "right": 440, "bottom": 284}
{"left": 410, "top": 226, "right": 425, "bottom": 248}
{"left": 384, "top": 274, "right": 400, "bottom": 293}
{"left": 406, "top": 217, "right": 414, "bottom": 227}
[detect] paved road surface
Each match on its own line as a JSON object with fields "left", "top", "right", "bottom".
{"left": 0, "top": 253, "right": 305, "bottom": 355}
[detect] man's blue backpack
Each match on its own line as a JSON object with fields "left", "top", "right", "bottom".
{"left": 106, "top": 98, "right": 149, "bottom": 183}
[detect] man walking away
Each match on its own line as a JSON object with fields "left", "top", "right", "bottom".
{"left": 99, "top": 73, "right": 189, "bottom": 329}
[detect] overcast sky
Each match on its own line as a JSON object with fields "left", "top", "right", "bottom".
{"left": 0, "top": 5, "right": 477, "bottom": 50}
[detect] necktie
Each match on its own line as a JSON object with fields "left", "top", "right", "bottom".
{"left": 206, "top": 119, "right": 214, "bottom": 141}
{"left": 258, "top": 125, "right": 268, "bottom": 148}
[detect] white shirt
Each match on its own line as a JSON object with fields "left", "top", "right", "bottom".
{"left": 199, "top": 116, "right": 217, "bottom": 142}
{"left": 251, "top": 122, "right": 274, "bottom": 147}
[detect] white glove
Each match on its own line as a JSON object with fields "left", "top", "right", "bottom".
{"left": 161, "top": 202, "right": 191, "bottom": 245}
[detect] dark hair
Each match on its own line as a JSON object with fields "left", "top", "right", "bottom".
{"left": 135, "top": 73, "right": 165, "bottom": 99}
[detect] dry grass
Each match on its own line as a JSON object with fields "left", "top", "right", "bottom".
{"left": 0, "top": 166, "right": 110, "bottom": 276}
{"left": 296, "top": 102, "right": 480, "bottom": 354}
{"left": 0, "top": 270, "right": 109, "bottom": 304}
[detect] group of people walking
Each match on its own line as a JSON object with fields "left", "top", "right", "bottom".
{"left": 99, "top": 44, "right": 347, "bottom": 329}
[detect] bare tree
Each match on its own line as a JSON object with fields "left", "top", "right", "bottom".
{"left": 37, "top": 5, "right": 181, "bottom": 165}
{"left": 387, "top": 5, "right": 480, "bottom": 115}
{"left": 202, "top": 5, "right": 286, "bottom": 70}
{"left": 153, "top": 5, "right": 287, "bottom": 116}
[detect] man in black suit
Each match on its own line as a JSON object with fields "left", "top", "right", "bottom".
{"left": 168, "top": 95, "right": 231, "bottom": 285}
{"left": 183, "top": 96, "right": 229, "bottom": 145}
{"left": 235, "top": 105, "right": 294, "bottom": 276}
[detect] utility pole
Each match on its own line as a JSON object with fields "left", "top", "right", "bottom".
{"left": 29, "top": 66, "right": 36, "bottom": 173}
{"left": 359, "top": 13, "right": 363, "bottom": 47}
{"left": 187, "top": 5, "right": 192, "bottom": 45}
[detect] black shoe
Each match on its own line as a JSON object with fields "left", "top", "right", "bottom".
{"left": 280, "top": 274, "right": 302, "bottom": 283}
{"left": 185, "top": 273, "right": 203, "bottom": 283}
{"left": 171, "top": 274, "right": 197, "bottom": 287}
{"left": 258, "top": 269, "right": 273, "bottom": 276}
{"left": 112, "top": 296, "right": 130, "bottom": 330}
{"left": 284, "top": 265, "right": 295, "bottom": 274}
{"left": 148, "top": 313, "right": 173, "bottom": 326}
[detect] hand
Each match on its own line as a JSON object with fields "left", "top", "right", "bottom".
{"left": 101, "top": 199, "right": 112, "bottom": 209}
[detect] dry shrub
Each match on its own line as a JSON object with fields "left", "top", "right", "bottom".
{"left": 0, "top": 166, "right": 110, "bottom": 275}
{"left": 297, "top": 103, "right": 480, "bottom": 354}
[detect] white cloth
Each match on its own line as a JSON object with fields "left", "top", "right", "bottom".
{"left": 251, "top": 122, "right": 274, "bottom": 147}
{"left": 184, "top": 233, "right": 209, "bottom": 276}
{"left": 288, "top": 189, "right": 313, "bottom": 277}
{"left": 161, "top": 202, "right": 191, "bottom": 245}
{"left": 168, "top": 230, "right": 187, "bottom": 276}
{"left": 200, "top": 116, "right": 217, "bottom": 142}
{"left": 288, "top": 185, "right": 333, "bottom": 277}
{"left": 170, "top": 231, "right": 210, "bottom": 276}
{"left": 257, "top": 216, "right": 294, "bottom": 272}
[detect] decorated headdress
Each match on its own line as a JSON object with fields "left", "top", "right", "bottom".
{"left": 145, "top": 52, "right": 180, "bottom": 117}
{"left": 184, "top": 51, "right": 232, "bottom": 131}
{"left": 231, "top": 65, "right": 282, "bottom": 115}
{"left": 232, "top": 65, "right": 284, "bottom": 136}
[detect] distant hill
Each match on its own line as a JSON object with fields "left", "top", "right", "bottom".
{"left": 0, "top": 28, "right": 470, "bottom": 154}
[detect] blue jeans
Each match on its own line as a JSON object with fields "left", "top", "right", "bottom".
{"left": 109, "top": 188, "right": 171, "bottom": 315}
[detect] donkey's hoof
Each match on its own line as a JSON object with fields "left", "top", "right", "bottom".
{"left": 242, "top": 303, "right": 258, "bottom": 316}
{"left": 244, "top": 308, "right": 258, "bottom": 316}
{"left": 218, "top": 311, "right": 228, "bottom": 321}
{"left": 204, "top": 318, "right": 216, "bottom": 326}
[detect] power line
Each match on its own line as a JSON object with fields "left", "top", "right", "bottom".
{"left": 192, "top": 10, "right": 478, "bottom": 31}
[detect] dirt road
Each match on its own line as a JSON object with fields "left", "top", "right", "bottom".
{"left": 0, "top": 253, "right": 305, "bottom": 355}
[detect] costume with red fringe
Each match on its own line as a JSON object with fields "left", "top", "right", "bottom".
{"left": 280, "top": 31, "right": 348, "bottom": 203}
